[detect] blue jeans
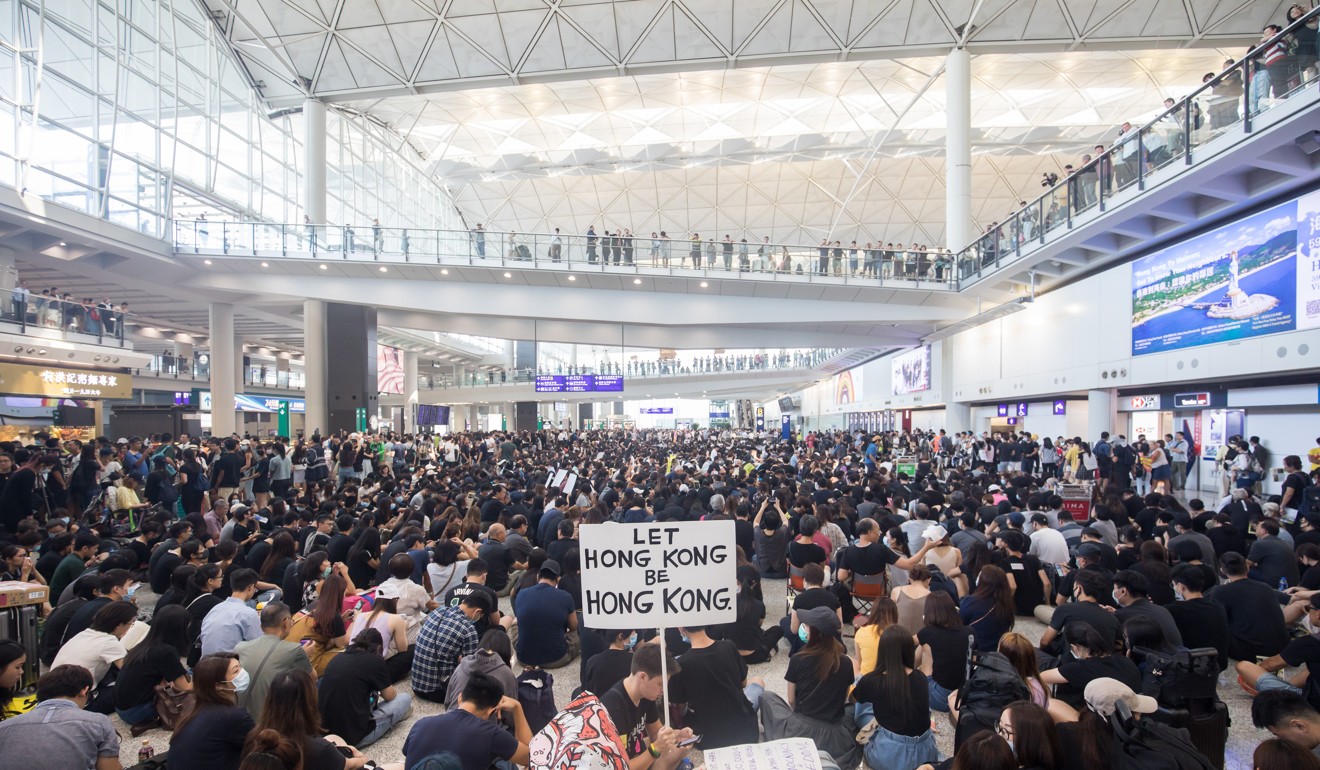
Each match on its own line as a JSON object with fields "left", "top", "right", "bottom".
{"left": 116, "top": 700, "right": 158, "bottom": 725}
{"left": 357, "top": 692, "right": 413, "bottom": 748}
{"left": 744, "top": 682, "right": 764, "bottom": 712}
{"left": 1255, "top": 673, "right": 1303, "bottom": 695}
{"left": 928, "top": 678, "right": 953, "bottom": 713}
{"left": 854, "top": 703, "right": 939, "bottom": 770}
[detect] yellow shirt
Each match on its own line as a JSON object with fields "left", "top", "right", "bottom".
{"left": 1309, "top": 446, "right": 1320, "bottom": 472}
{"left": 114, "top": 485, "right": 141, "bottom": 511}
{"left": 855, "top": 623, "right": 881, "bottom": 676}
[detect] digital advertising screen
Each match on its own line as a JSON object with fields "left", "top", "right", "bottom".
{"left": 890, "top": 346, "right": 931, "bottom": 395}
{"left": 377, "top": 344, "right": 404, "bottom": 394}
{"left": 1130, "top": 189, "right": 1318, "bottom": 356}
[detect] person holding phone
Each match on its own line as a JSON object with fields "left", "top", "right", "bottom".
{"left": 599, "top": 641, "right": 695, "bottom": 770}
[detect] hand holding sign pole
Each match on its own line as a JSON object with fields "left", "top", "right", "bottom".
{"left": 579, "top": 520, "right": 737, "bottom": 728}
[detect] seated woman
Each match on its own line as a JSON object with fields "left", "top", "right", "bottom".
{"left": 959, "top": 565, "right": 1015, "bottom": 652}
{"left": 1123, "top": 615, "right": 1179, "bottom": 679}
{"left": 1056, "top": 678, "right": 1157, "bottom": 770}
{"left": 854, "top": 624, "right": 940, "bottom": 770}
{"left": 726, "top": 566, "right": 784, "bottom": 663}
{"left": 917, "top": 731, "right": 1017, "bottom": 770}
{"left": 426, "top": 541, "right": 470, "bottom": 601}
{"left": 347, "top": 582, "right": 412, "bottom": 682}
{"left": 916, "top": 592, "right": 971, "bottom": 714}
{"left": 113, "top": 604, "right": 192, "bottom": 733}
{"left": 447, "top": 628, "right": 518, "bottom": 710}
{"left": 752, "top": 505, "right": 789, "bottom": 579}
{"left": 786, "top": 514, "right": 829, "bottom": 576}
{"left": 856, "top": 597, "right": 899, "bottom": 676}
{"left": 51, "top": 600, "right": 137, "bottom": 714}
{"left": 169, "top": 654, "right": 256, "bottom": 770}
{"left": 256, "top": 670, "right": 369, "bottom": 770}
{"left": 893, "top": 563, "right": 934, "bottom": 635}
{"left": 997, "top": 702, "right": 1064, "bottom": 770}
{"left": 1040, "top": 621, "right": 1142, "bottom": 710}
{"left": 759, "top": 607, "right": 860, "bottom": 768}
{"left": 318, "top": 629, "right": 413, "bottom": 749}
{"left": 239, "top": 729, "right": 303, "bottom": 770}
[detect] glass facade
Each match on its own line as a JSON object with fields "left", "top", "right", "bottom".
{"left": 0, "top": 0, "right": 461, "bottom": 239}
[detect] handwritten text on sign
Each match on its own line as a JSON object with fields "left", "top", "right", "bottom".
{"left": 579, "top": 520, "right": 736, "bottom": 629}
{"left": 704, "top": 738, "right": 824, "bottom": 770}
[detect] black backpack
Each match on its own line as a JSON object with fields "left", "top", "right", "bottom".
{"left": 952, "top": 647, "right": 1030, "bottom": 750}
{"left": 1111, "top": 700, "right": 1215, "bottom": 770}
{"left": 516, "top": 668, "right": 558, "bottom": 735}
{"left": 925, "top": 565, "right": 960, "bottom": 605}
{"left": 1136, "top": 647, "right": 1220, "bottom": 710}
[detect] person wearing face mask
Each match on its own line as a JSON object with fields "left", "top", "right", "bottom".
{"left": 61, "top": 569, "right": 136, "bottom": 645}
{"left": 995, "top": 701, "right": 1063, "bottom": 770}
{"left": 1165, "top": 564, "right": 1231, "bottom": 672}
{"left": 169, "top": 653, "right": 256, "bottom": 770}
{"left": 411, "top": 592, "right": 490, "bottom": 703}
{"left": 1040, "top": 621, "right": 1142, "bottom": 710}
{"left": 582, "top": 627, "right": 640, "bottom": 696}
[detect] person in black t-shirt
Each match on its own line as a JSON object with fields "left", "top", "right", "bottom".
{"left": 581, "top": 628, "right": 635, "bottom": 697}
{"left": 1167, "top": 563, "right": 1230, "bottom": 671}
{"left": 834, "top": 518, "right": 932, "bottom": 622}
{"left": 1039, "top": 569, "right": 1120, "bottom": 663}
{"left": 1041, "top": 620, "right": 1142, "bottom": 709}
{"left": 998, "top": 530, "right": 1049, "bottom": 617}
{"left": 786, "top": 515, "right": 828, "bottom": 570}
{"left": 1237, "top": 596, "right": 1320, "bottom": 713}
{"left": 1213, "top": 553, "right": 1289, "bottom": 662}
{"left": 669, "top": 625, "right": 763, "bottom": 751}
{"left": 780, "top": 563, "right": 841, "bottom": 654}
{"left": 599, "top": 642, "right": 692, "bottom": 769}
{"left": 442, "top": 558, "right": 501, "bottom": 638}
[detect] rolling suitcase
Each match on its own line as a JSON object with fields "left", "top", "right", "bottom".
{"left": 1150, "top": 701, "right": 1230, "bottom": 770}
{"left": 0, "top": 605, "right": 40, "bottom": 689}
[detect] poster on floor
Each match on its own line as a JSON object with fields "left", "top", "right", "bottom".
{"left": 1131, "top": 196, "right": 1298, "bottom": 355}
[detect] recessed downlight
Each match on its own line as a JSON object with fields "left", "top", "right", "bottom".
{"left": 319, "top": 264, "right": 328, "bottom": 270}
{"left": 503, "top": 272, "right": 512, "bottom": 278}
{"left": 633, "top": 278, "right": 642, "bottom": 285}
{"left": 567, "top": 276, "right": 576, "bottom": 281}
{"left": 203, "top": 259, "right": 213, "bottom": 265}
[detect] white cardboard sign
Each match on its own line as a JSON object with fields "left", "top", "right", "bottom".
{"left": 704, "top": 738, "right": 825, "bottom": 770}
{"left": 579, "top": 520, "right": 737, "bottom": 629}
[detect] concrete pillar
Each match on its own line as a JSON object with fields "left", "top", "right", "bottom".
{"left": 404, "top": 351, "right": 419, "bottom": 433}
{"left": 943, "top": 402, "right": 971, "bottom": 432}
{"left": 1087, "top": 389, "right": 1116, "bottom": 443}
{"left": 235, "top": 340, "right": 246, "bottom": 394}
{"left": 945, "top": 47, "right": 973, "bottom": 252}
{"left": 304, "top": 100, "right": 327, "bottom": 223}
{"left": 303, "top": 299, "right": 328, "bottom": 437}
{"left": 467, "top": 405, "right": 479, "bottom": 431}
{"left": 209, "top": 303, "right": 236, "bottom": 437}
{"left": 0, "top": 245, "right": 17, "bottom": 294}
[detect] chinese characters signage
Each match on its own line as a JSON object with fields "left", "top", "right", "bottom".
{"left": 0, "top": 363, "right": 132, "bottom": 400}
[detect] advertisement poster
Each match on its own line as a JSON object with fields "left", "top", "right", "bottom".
{"left": 377, "top": 344, "right": 404, "bottom": 394}
{"left": 1131, "top": 197, "right": 1297, "bottom": 355}
{"left": 1297, "top": 188, "right": 1320, "bottom": 330}
{"left": 833, "top": 369, "right": 861, "bottom": 405}
{"left": 891, "top": 346, "right": 932, "bottom": 394}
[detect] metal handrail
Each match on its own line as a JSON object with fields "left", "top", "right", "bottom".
{"left": 955, "top": 5, "right": 1320, "bottom": 285}
{"left": 1, "top": 295, "right": 131, "bottom": 347}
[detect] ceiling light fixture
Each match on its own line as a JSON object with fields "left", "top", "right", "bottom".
{"left": 440, "top": 269, "right": 449, "bottom": 275}
{"left": 378, "top": 266, "right": 387, "bottom": 272}
{"left": 567, "top": 276, "right": 576, "bottom": 281}
{"left": 59, "top": 241, "right": 66, "bottom": 247}
{"left": 260, "top": 262, "right": 269, "bottom": 267}
{"left": 203, "top": 259, "right": 212, "bottom": 265}
{"left": 699, "top": 281, "right": 708, "bottom": 288}
{"left": 633, "top": 278, "right": 642, "bottom": 285}
{"left": 504, "top": 272, "right": 512, "bottom": 278}
{"left": 319, "top": 264, "right": 328, "bottom": 270}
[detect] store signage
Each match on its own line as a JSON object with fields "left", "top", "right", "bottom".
{"left": 1128, "top": 395, "right": 1161, "bottom": 410}
{"left": 1174, "top": 392, "right": 1211, "bottom": 407}
{"left": 1052, "top": 400, "right": 1067, "bottom": 415}
{"left": 639, "top": 407, "right": 673, "bottom": 414}
{"left": 0, "top": 362, "right": 132, "bottom": 399}
{"left": 535, "top": 375, "right": 625, "bottom": 393}
{"left": 755, "top": 406, "right": 765, "bottom": 431}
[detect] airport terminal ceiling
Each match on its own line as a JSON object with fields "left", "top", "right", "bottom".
{"left": 202, "top": 0, "right": 1274, "bottom": 242}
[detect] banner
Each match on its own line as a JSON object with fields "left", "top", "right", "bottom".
{"left": 1298, "top": 188, "right": 1320, "bottom": 331}
{"left": 833, "top": 369, "right": 861, "bottom": 405}
{"left": 1131, "top": 195, "right": 1301, "bottom": 355}
{"left": 377, "top": 344, "right": 404, "bottom": 395}
{"left": 579, "top": 521, "right": 736, "bottom": 629}
{"left": 705, "top": 738, "right": 824, "bottom": 770}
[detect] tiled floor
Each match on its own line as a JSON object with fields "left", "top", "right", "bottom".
{"left": 116, "top": 577, "right": 1268, "bottom": 769}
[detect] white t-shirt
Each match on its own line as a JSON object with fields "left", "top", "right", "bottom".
{"left": 1029, "top": 527, "right": 1071, "bottom": 567}
{"left": 52, "top": 629, "right": 126, "bottom": 685}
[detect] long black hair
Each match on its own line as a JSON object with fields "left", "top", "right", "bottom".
{"left": 125, "top": 604, "right": 192, "bottom": 667}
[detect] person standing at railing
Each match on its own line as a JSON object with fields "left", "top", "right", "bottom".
{"left": 83, "top": 298, "right": 101, "bottom": 337}
{"left": 689, "top": 233, "right": 700, "bottom": 268}
{"left": 1249, "top": 57, "right": 1273, "bottom": 115}
{"left": 585, "top": 225, "right": 597, "bottom": 263}
{"left": 344, "top": 223, "right": 356, "bottom": 253}
{"left": 831, "top": 240, "right": 844, "bottom": 276}
{"left": 705, "top": 237, "right": 717, "bottom": 268}
{"left": 304, "top": 215, "right": 317, "bottom": 253}
{"left": 649, "top": 232, "right": 661, "bottom": 265}
{"left": 722, "top": 235, "right": 734, "bottom": 270}
{"left": 756, "top": 236, "right": 769, "bottom": 271}
{"left": 848, "top": 241, "right": 859, "bottom": 276}
{"left": 472, "top": 223, "right": 486, "bottom": 257}
{"left": 738, "top": 237, "right": 750, "bottom": 270}
{"left": 622, "top": 229, "right": 634, "bottom": 265}
{"left": 9, "top": 280, "right": 27, "bottom": 323}
{"left": 550, "top": 228, "right": 562, "bottom": 262}
{"left": 372, "top": 218, "right": 383, "bottom": 255}
{"left": 817, "top": 240, "right": 829, "bottom": 274}
{"left": 1258, "top": 25, "right": 1290, "bottom": 100}
{"left": 660, "top": 231, "right": 672, "bottom": 266}
{"left": 1286, "top": 4, "right": 1318, "bottom": 90}
{"left": 196, "top": 213, "right": 208, "bottom": 248}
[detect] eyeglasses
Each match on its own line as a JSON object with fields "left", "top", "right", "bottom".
{"left": 996, "top": 722, "right": 1014, "bottom": 738}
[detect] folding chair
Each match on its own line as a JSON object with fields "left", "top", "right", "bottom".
{"left": 849, "top": 571, "right": 888, "bottom": 628}
{"left": 786, "top": 564, "right": 806, "bottom": 616}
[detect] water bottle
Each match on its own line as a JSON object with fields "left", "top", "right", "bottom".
{"left": 1280, "top": 577, "right": 1289, "bottom": 592}
{"left": 678, "top": 760, "right": 695, "bottom": 770}
{"left": 138, "top": 740, "right": 154, "bottom": 762}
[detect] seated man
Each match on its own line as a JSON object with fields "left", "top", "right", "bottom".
{"left": 0, "top": 664, "right": 121, "bottom": 770}
{"left": 600, "top": 641, "right": 694, "bottom": 770}
{"left": 1212, "top": 552, "right": 1288, "bottom": 663}
{"left": 1237, "top": 595, "right": 1320, "bottom": 711}
{"left": 199, "top": 568, "right": 262, "bottom": 656}
{"left": 403, "top": 673, "right": 531, "bottom": 769}
{"left": 668, "top": 624, "right": 764, "bottom": 751}
{"left": 780, "top": 562, "right": 841, "bottom": 654}
{"left": 833, "top": 517, "right": 931, "bottom": 624}
{"left": 1251, "top": 689, "right": 1320, "bottom": 759}
{"left": 234, "top": 601, "right": 312, "bottom": 721}
{"left": 411, "top": 592, "right": 489, "bottom": 702}
{"left": 512, "top": 560, "right": 579, "bottom": 669}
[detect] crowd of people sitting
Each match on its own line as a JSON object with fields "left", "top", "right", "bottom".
{"left": 0, "top": 424, "right": 1318, "bottom": 770}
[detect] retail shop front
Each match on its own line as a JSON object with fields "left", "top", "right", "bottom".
{"left": 0, "top": 360, "right": 131, "bottom": 441}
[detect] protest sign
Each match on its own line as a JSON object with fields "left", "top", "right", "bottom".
{"left": 579, "top": 520, "right": 736, "bottom": 629}
{"left": 704, "top": 738, "right": 824, "bottom": 770}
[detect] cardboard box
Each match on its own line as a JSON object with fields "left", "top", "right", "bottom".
{"left": 0, "top": 581, "right": 49, "bottom": 608}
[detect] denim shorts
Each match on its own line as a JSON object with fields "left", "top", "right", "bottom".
{"left": 1256, "top": 673, "right": 1303, "bottom": 694}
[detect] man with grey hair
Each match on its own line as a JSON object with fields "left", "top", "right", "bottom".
{"left": 234, "top": 601, "right": 312, "bottom": 720}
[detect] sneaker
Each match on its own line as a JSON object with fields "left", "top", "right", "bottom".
{"left": 855, "top": 719, "right": 878, "bottom": 745}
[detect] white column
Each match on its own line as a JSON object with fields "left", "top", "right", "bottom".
{"left": 304, "top": 100, "right": 327, "bottom": 223}
{"left": 945, "top": 47, "right": 973, "bottom": 253}
{"left": 403, "top": 350, "right": 419, "bottom": 433}
{"left": 303, "top": 299, "right": 328, "bottom": 437}
{"left": 1087, "top": 389, "right": 1115, "bottom": 443}
{"left": 234, "top": 338, "right": 245, "bottom": 394}
{"left": 943, "top": 402, "right": 971, "bottom": 432}
{"left": 209, "top": 303, "right": 236, "bottom": 437}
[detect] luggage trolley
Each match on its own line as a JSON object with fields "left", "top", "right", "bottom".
{"left": 1059, "top": 482, "right": 1094, "bottom": 521}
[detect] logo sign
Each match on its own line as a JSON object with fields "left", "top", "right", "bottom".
{"left": 0, "top": 363, "right": 133, "bottom": 400}
{"left": 1129, "top": 395, "right": 1161, "bottom": 410}
{"left": 579, "top": 521, "right": 736, "bottom": 629}
{"left": 1174, "top": 392, "right": 1211, "bottom": 408}
{"left": 997, "top": 404, "right": 1009, "bottom": 417}
{"left": 639, "top": 407, "right": 673, "bottom": 414}
{"left": 1052, "top": 400, "right": 1067, "bottom": 416}
{"left": 1016, "top": 403, "right": 1029, "bottom": 417}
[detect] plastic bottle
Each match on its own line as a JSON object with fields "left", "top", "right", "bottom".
{"left": 678, "top": 760, "right": 695, "bottom": 770}
{"left": 138, "top": 740, "right": 154, "bottom": 762}
{"left": 1280, "top": 577, "right": 1289, "bottom": 592}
